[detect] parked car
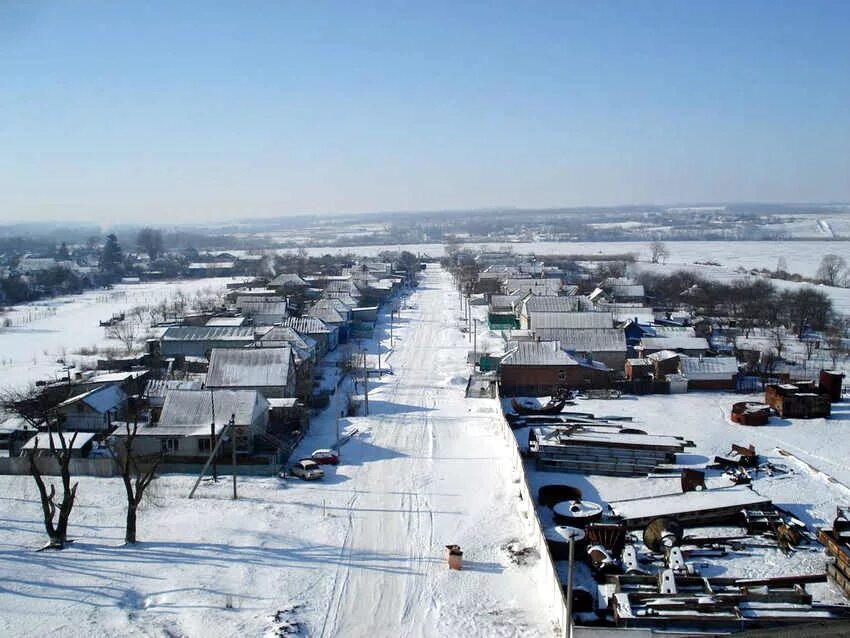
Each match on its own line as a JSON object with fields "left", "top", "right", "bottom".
{"left": 311, "top": 449, "right": 339, "bottom": 465}
{"left": 289, "top": 459, "right": 325, "bottom": 480}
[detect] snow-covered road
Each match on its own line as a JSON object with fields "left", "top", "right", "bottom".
{"left": 315, "top": 266, "right": 552, "bottom": 637}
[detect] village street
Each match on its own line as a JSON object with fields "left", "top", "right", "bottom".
{"left": 311, "top": 265, "right": 552, "bottom": 637}
{"left": 0, "top": 266, "right": 554, "bottom": 638}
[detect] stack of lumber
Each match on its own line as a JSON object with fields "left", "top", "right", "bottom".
{"left": 528, "top": 425, "right": 691, "bottom": 476}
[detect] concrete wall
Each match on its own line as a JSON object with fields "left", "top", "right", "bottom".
{"left": 494, "top": 387, "right": 568, "bottom": 637}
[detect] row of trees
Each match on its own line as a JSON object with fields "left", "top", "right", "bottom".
{"left": 2, "top": 385, "right": 160, "bottom": 549}
{"left": 636, "top": 270, "right": 846, "bottom": 344}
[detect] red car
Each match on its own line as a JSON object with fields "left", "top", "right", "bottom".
{"left": 311, "top": 449, "right": 339, "bottom": 465}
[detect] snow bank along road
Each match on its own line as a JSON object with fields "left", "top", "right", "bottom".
{"left": 0, "top": 266, "right": 554, "bottom": 638}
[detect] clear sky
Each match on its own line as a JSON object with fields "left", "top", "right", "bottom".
{"left": 1, "top": 1, "right": 849, "bottom": 224}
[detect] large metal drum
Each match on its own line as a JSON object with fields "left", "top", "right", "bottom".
{"left": 553, "top": 500, "right": 603, "bottom": 527}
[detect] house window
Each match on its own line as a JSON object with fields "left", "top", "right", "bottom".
{"left": 161, "top": 438, "right": 180, "bottom": 453}
{"left": 558, "top": 369, "right": 567, "bottom": 381}
{"left": 198, "top": 438, "right": 212, "bottom": 453}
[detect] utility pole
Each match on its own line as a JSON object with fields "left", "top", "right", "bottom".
{"left": 210, "top": 390, "right": 217, "bottom": 482}
{"left": 377, "top": 344, "right": 382, "bottom": 379}
{"left": 362, "top": 349, "right": 369, "bottom": 416}
{"left": 230, "top": 414, "right": 237, "bottom": 500}
{"left": 390, "top": 309, "right": 394, "bottom": 347}
{"left": 473, "top": 318, "right": 477, "bottom": 362}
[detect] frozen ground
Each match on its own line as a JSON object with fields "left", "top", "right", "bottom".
{"left": 0, "top": 266, "right": 556, "bottom": 638}
{"left": 0, "top": 278, "right": 238, "bottom": 391}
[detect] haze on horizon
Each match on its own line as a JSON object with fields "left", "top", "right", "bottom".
{"left": 1, "top": 1, "right": 849, "bottom": 225}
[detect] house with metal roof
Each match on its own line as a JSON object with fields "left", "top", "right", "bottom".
{"left": 499, "top": 341, "right": 612, "bottom": 396}
{"left": 269, "top": 273, "right": 308, "bottom": 289}
{"left": 679, "top": 355, "right": 739, "bottom": 390}
{"left": 131, "top": 389, "right": 269, "bottom": 458}
{"left": 505, "top": 278, "right": 562, "bottom": 297}
{"left": 53, "top": 383, "right": 127, "bottom": 432}
{"left": 282, "top": 316, "right": 338, "bottom": 356}
{"left": 639, "top": 336, "right": 710, "bottom": 357}
{"left": 234, "top": 299, "right": 288, "bottom": 326}
{"left": 524, "top": 310, "right": 613, "bottom": 331}
{"left": 531, "top": 328, "right": 627, "bottom": 370}
{"left": 518, "top": 296, "right": 594, "bottom": 328}
{"left": 206, "top": 347, "right": 296, "bottom": 399}
{"left": 159, "top": 326, "right": 258, "bottom": 358}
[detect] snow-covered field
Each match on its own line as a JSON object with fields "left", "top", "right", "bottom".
{"left": 0, "top": 267, "right": 556, "bottom": 638}
{"left": 292, "top": 240, "right": 850, "bottom": 280}
{"left": 0, "top": 278, "right": 239, "bottom": 391}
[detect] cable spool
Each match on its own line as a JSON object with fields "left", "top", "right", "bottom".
{"left": 643, "top": 517, "right": 684, "bottom": 553}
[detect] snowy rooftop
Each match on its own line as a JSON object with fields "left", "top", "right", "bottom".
{"left": 206, "top": 347, "right": 293, "bottom": 389}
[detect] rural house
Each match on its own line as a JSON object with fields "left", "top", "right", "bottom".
{"left": 205, "top": 347, "right": 297, "bottom": 399}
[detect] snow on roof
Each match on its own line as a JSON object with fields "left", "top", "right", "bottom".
{"left": 206, "top": 347, "right": 292, "bottom": 389}
{"left": 267, "top": 397, "right": 301, "bottom": 409}
{"left": 87, "top": 370, "right": 147, "bottom": 384}
{"left": 236, "top": 300, "right": 288, "bottom": 316}
{"left": 158, "top": 389, "right": 266, "bottom": 429}
{"left": 205, "top": 316, "right": 247, "bottom": 327}
{"left": 269, "top": 273, "right": 308, "bottom": 287}
{"left": 188, "top": 261, "right": 235, "bottom": 269}
{"left": 55, "top": 384, "right": 126, "bottom": 413}
{"left": 161, "top": 326, "right": 256, "bottom": 342}
{"left": 21, "top": 431, "right": 96, "bottom": 450}
{"left": 640, "top": 337, "right": 709, "bottom": 352}
{"left": 680, "top": 356, "right": 739, "bottom": 379}
{"left": 531, "top": 311, "right": 613, "bottom": 329}
{"left": 501, "top": 341, "right": 579, "bottom": 366}
{"left": 651, "top": 325, "right": 697, "bottom": 338}
{"left": 645, "top": 349, "right": 680, "bottom": 362}
{"left": 282, "top": 316, "right": 332, "bottom": 335}
{"left": 532, "top": 328, "right": 626, "bottom": 353}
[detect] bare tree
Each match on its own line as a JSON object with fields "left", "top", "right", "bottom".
{"left": 106, "top": 321, "right": 137, "bottom": 354}
{"left": 769, "top": 326, "right": 787, "bottom": 360}
{"left": 649, "top": 241, "right": 670, "bottom": 264}
{"left": 113, "top": 422, "right": 162, "bottom": 544}
{"left": 825, "top": 317, "right": 850, "bottom": 368}
{"left": 816, "top": 254, "right": 848, "bottom": 287}
{"left": 1, "top": 385, "right": 79, "bottom": 549}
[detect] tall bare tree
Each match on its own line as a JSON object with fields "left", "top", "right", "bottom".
{"left": 106, "top": 321, "right": 137, "bottom": 354}
{"left": 113, "top": 422, "right": 162, "bottom": 544}
{"left": 1, "top": 385, "right": 79, "bottom": 549}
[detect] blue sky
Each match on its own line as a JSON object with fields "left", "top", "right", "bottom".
{"left": 1, "top": 1, "right": 849, "bottom": 223}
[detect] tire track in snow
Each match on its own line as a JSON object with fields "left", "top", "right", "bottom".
{"left": 319, "top": 491, "right": 358, "bottom": 638}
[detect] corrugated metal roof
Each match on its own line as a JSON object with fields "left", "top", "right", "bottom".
{"left": 533, "top": 328, "right": 626, "bottom": 352}
{"left": 680, "top": 356, "right": 739, "bottom": 379}
{"left": 161, "top": 326, "right": 256, "bottom": 341}
{"left": 206, "top": 347, "right": 292, "bottom": 388}
{"left": 530, "top": 311, "right": 613, "bottom": 329}
{"left": 524, "top": 296, "right": 592, "bottom": 313}
{"left": 651, "top": 326, "right": 696, "bottom": 338}
{"left": 501, "top": 341, "right": 578, "bottom": 366}
{"left": 144, "top": 379, "right": 203, "bottom": 399}
{"left": 158, "top": 389, "right": 266, "bottom": 428}
{"left": 641, "top": 337, "right": 709, "bottom": 351}
{"left": 308, "top": 307, "right": 345, "bottom": 323}
{"left": 282, "top": 316, "right": 332, "bottom": 334}
{"left": 258, "top": 326, "right": 311, "bottom": 351}
{"left": 237, "top": 300, "right": 288, "bottom": 317}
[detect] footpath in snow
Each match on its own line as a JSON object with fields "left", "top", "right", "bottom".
{"left": 0, "top": 266, "right": 555, "bottom": 638}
